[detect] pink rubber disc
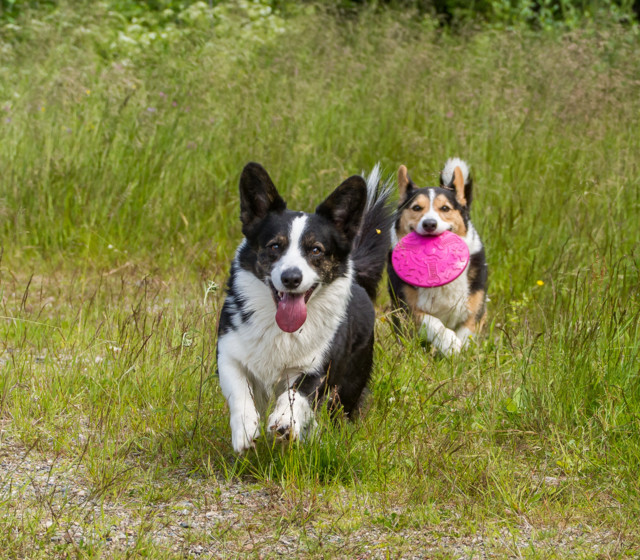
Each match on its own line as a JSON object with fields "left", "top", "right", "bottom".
{"left": 391, "top": 230, "right": 470, "bottom": 288}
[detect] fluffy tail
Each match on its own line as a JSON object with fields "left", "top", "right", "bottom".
{"left": 440, "top": 157, "right": 473, "bottom": 207}
{"left": 352, "top": 163, "right": 395, "bottom": 301}
{"left": 440, "top": 157, "right": 470, "bottom": 185}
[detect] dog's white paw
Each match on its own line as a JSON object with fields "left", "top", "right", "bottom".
{"left": 434, "top": 328, "right": 463, "bottom": 356}
{"left": 267, "top": 390, "right": 314, "bottom": 443}
{"left": 421, "top": 315, "right": 463, "bottom": 356}
{"left": 230, "top": 410, "right": 260, "bottom": 453}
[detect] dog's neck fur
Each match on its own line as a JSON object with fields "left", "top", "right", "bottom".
{"left": 218, "top": 259, "right": 354, "bottom": 409}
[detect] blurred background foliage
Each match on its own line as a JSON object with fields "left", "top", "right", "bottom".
{"left": 1, "top": 0, "right": 638, "bottom": 31}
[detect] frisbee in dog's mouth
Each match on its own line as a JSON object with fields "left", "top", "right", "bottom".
{"left": 392, "top": 230, "right": 470, "bottom": 288}
{"left": 271, "top": 284, "right": 317, "bottom": 333}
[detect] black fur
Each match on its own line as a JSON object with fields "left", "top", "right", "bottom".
{"left": 217, "top": 163, "right": 393, "bottom": 446}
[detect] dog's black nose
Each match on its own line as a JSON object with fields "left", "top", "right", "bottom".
{"left": 422, "top": 218, "right": 438, "bottom": 233}
{"left": 281, "top": 268, "right": 303, "bottom": 290}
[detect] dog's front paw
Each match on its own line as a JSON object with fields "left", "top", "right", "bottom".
{"left": 267, "top": 391, "right": 314, "bottom": 443}
{"left": 230, "top": 411, "right": 260, "bottom": 453}
{"left": 435, "top": 328, "right": 463, "bottom": 356}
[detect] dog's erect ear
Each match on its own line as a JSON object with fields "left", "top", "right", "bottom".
{"left": 239, "top": 162, "right": 286, "bottom": 233}
{"left": 315, "top": 176, "right": 367, "bottom": 242}
{"left": 398, "top": 165, "right": 415, "bottom": 202}
{"left": 442, "top": 166, "right": 469, "bottom": 206}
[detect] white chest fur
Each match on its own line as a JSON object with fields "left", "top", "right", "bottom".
{"left": 218, "top": 266, "right": 353, "bottom": 401}
{"left": 392, "top": 223, "right": 483, "bottom": 331}
{"left": 414, "top": 266, "right": 470, "bottom": 330}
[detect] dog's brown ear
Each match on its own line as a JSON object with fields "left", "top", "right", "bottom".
{"left": 316, "top": 176, "right": 367, "bottom": 242}
{"left": 398, "top": 165, "right": 414, "bottom": 202}
{"left": 239, "top": 162, "right": 286, "bottom": 235}
{"left": 452, "top": 166, "right": 466, "bottom": 205}
{"left": 442, "top": 165, "right": 468, "bottom": 206}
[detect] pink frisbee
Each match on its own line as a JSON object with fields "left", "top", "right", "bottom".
{"left": 391, "top": 231, "right": 470, "bottom": 288}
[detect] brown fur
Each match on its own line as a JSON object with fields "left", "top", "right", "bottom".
{"left": 401, "top": 284, "right": 426, "bottom": 329}
{"left": 463, "top": 290, "right": 486, "bottom": 332}
{"left": 452, "top": 166, "right": 466, "bottom": 205}
{"left": 390, "top": 161, "right": 488, "bottom": 352}
{"left": 398, "top": 193, "right": 429, "bottom": 237}
{"left": 398, "top": 165, "right": 410, "bottom": 201}
{"left": 433, "top": 194, "right": 467, "bottom": 237}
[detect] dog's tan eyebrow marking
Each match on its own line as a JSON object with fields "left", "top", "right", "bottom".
{"left": 398, "top": 194, "right": 430, "bottom": 236}
{"left": 433, "top": 193, "right": 466, "bottom": 236}
{"left": 266, "top": 235, "right": 287, "bottom": 246}
{"left": 409, "top": 194, "right": 429, "bottom": 209}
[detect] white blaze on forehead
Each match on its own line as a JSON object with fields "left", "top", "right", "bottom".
{"left": 271, "top": 215, "right": 320, "bottom": 293}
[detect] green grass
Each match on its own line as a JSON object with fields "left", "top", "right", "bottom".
{"left": 1, "top": 3, "right": 640, "bottom": 558}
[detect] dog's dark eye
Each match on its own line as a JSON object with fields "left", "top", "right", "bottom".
{"left": 267, "top": 243, "right": 280, "bottom": 252}
{"left": 411, "top": 204, "right": 422, "bottom": 212}
{"left": 440, "top": 205, "right": 450, "bottom": 213}
{"left": 310, "top": 245, "right": 324, "bottom": 256}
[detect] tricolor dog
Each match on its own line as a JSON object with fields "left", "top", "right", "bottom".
{"left": 217, "top": 163, "right": 393, "bottom": 453}
{"left": 388, "top": 158, "right": 488, "bottom": 356}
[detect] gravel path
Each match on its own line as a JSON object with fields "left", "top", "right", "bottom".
{"left": 1, "top": 435, "right": 633, "bottom": 559}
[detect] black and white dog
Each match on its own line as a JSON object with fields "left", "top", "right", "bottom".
{"left": 217, "top": 163, "right": 393, "bottom": 453}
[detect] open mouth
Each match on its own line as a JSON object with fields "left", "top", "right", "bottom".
{"left": 270, "top": 283, "right": 318, "bottom": 333}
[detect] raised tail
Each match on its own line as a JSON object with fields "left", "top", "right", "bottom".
{"left": 351, "top": 163, "right": 395, "bottom": 300}
{"left": 440, "top": 157, "right": 473, "bottom": 207}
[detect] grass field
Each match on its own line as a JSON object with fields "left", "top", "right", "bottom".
{"left": 1, "top": 3, "right": 640, "bottom": 558}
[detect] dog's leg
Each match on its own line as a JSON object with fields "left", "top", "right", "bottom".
{"left": 420, "top": 314, "right": 462, "bottom": 356}
{"left": 218, "top": 355, "right": 260, "bottom": 453}
{"left": 456, "top": 292, "right": 487, "bottom": 349}
{"left": 456, "top": 326, "right": 475, "bottom": 349}
{"left": 267, "top": 386, "right": 315, "bottom": 443}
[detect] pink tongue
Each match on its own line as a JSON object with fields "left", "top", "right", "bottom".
{"left": 275, "top": 292, "right": 307, "bottom": 333}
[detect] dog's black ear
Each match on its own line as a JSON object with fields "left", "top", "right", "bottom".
{"left": 239, "top": 162, "right": 286, "bottom": 234}
{"left": 398, "top": 165, "right": 415, "bottom": 203}
{"left": 315, "top": 176, "right": 367, "bottom": 242}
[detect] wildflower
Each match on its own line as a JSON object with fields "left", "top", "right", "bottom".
{"left": 536, "top": 280, "right": 544, "bottom": 286}
{"left": 147, "top": 107, "right": 157, "bottom": 113}
{"left": 376, "top": 229, "right": 381, "bottom": 234}
{"left": 40, "top": 106, "right": 45, "bottom": 112}
{"left": 85, "top": 89, "right": 91, "bottom": 95}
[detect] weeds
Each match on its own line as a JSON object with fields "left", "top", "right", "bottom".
{"left": 0, "top": 4, "right": 639, "bottom": 558}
